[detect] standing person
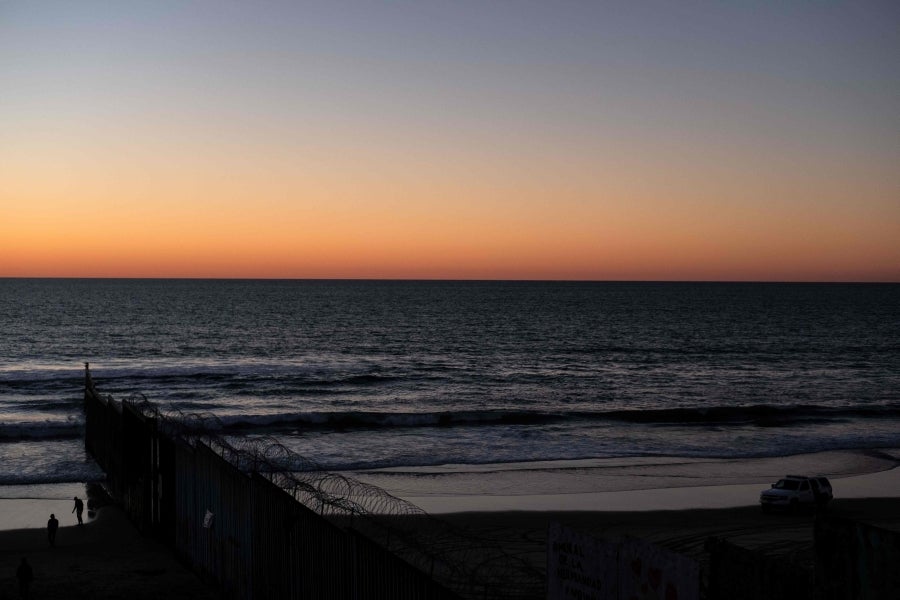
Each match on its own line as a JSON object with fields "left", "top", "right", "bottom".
{"left": 16, "top": 557, "right": 33, "bottom": 599}
{"left": 47, "top": 513, "right": 59, "bottom": 547}
{"left": 72, "top": 496, "right": 84, "bottom": 525}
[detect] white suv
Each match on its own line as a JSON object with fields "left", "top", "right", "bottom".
{"left": 759, "top": 475, "right": 833, "bottom": 513}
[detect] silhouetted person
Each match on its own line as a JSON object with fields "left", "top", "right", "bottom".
{"left": 16, "top": 557, "right": 33, "bottom": 599}
{"left": 73, "top": 496, "right": 84, "bottom": 525}
{"left": 47, "top": 513, "right": 59, "bottom": 546}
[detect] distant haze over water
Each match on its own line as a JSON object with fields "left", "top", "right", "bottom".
{"left": 1, "top": 279, "right": 898, "bottom": 484}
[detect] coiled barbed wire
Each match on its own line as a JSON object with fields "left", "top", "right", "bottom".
{"left": 98, "top": 390, "right": 543, "bottom": 599}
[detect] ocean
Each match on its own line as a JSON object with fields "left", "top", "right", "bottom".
{"left": 1, "top": 279, "right": 898, "bottom": 486}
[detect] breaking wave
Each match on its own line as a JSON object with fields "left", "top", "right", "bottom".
{"left": 204, "top": 402, "right": 900, "bottom": 433}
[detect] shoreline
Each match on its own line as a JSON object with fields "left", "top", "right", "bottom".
{"left": 3, "top": 448, "right": 899, "bottom": 530}
{"left": 349, "top": 447, "right": 900, "bottom": 513}
{"left": 402, "top": 465, "right": 900, "bottom": 513}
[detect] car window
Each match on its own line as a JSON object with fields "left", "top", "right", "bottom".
{"left": 774, "top": 479, "right": 800, "bottom": 490}
{"left": 800, "top": 481, "right": 809, "bottom": 491}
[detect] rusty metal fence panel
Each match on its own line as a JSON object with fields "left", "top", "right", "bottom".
{"left": 350, "top": 529, "right": 460, "bottom": 600}
{"left": 174, "top": 440, "right": 200, "bottom": 571}
{"left": 250, "top": 473, "right": 353, "bottom": 599}
{"left": 84, "top": 381, "right": 124, "bottom": 495}
{"left": 157, "top": 433, "right": 177, "bottom": 546}
{"left": 289, "top": 490, "right": 352, "bottom": 600}
{"left": 122, "top": 402, "right": 152, "bottom": 531}
{"left": 83, "top": 366, "right": 462, "bottom": 600}
{"left": 249, "top": 473, "right": 294, "bottom": 599}
{"left": 193, "top": 443, "right": 253, "bottom": 600}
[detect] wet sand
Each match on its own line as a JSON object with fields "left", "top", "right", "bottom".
{"left": 353, "top": 448, "right": 900, "bottom": 513}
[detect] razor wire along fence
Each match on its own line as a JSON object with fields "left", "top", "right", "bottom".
{"left": 82, "top": 364, "right": 544, "bottom": 600}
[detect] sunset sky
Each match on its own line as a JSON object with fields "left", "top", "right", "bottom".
{"left": 2, "top": 1, "right": 898, "bottom": 281}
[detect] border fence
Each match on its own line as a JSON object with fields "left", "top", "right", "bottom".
{"left": 705, "top": 537, "right": 813, "bottom": 600}
{"left": 815, "top": 516, "right": 900, "bottom": 600}
{"left": 82, "top": 363, "right": 543, "bottom": 600}
{"left": 704, "top": 517, "right": 900, "bottom": 600}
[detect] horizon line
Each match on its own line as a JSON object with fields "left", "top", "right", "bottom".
{"left": 1, "top": 276, "right": 897, "bottom": 285}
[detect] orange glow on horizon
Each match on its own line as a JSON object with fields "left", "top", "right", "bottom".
{"left": 4, "top": 186, "right": 898, "bottom": 282}
{"left": 4, "top": 148, "right": 899, "bottom": 282}
{"left": 3, "top": 146, "right": 899, "bottom": 281}
{"left": 3, "top": 2, "right": 899, "bottom": 282}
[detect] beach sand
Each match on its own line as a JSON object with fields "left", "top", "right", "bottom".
{"left": 362, "top": 449, "right": 900, "bottom": 592}
{"left": 0, "top": 486, "right": 215, "bottom": 600}
{"left": 431, "top": 497, "right": 900, "bottom": 591}
{"left": 352, "top": 448, "right": 900, "bottom": 513}
{"left": 1, "top": 450, "right": 898, "bottom": 598}
{"left": 2, "top": 500, "right": 897, "bottom": 600}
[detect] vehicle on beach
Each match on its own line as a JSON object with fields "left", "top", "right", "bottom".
{"left": 760, "top": 475, "right": 833, "bottom": 513}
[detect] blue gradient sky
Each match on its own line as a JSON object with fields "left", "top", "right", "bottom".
{"left": 2, "top": 1, "right": 898, "bottom": 280}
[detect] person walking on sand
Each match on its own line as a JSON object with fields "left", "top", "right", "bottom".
{"left": 16, "top": 557, "right": 34, "bottom": 599}
{"left": 73, "top": 496, "right": 84, "bottom": 525}
{"left": 47, "top": 513, "right": 59, "bottom": 546}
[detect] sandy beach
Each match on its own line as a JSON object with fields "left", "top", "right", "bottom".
{"left": 433, "top": 497, "right": 900, "bottom": 589}
{"left": 1, "top": 449, "right": 898, "bottom": 598}
{"left": 353, "top": 448, "right": 900, "bottom": 513}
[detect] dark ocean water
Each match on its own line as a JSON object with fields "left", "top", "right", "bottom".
{"left": 1, "top": 279, "right": 898, "bottom": 484}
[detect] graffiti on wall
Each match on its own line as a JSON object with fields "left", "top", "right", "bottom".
{"left": 547, "top": 524, "right": 699, "bottom": 600}
{"left": 547, "top": 522, "right": 618, "bottom": 600}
